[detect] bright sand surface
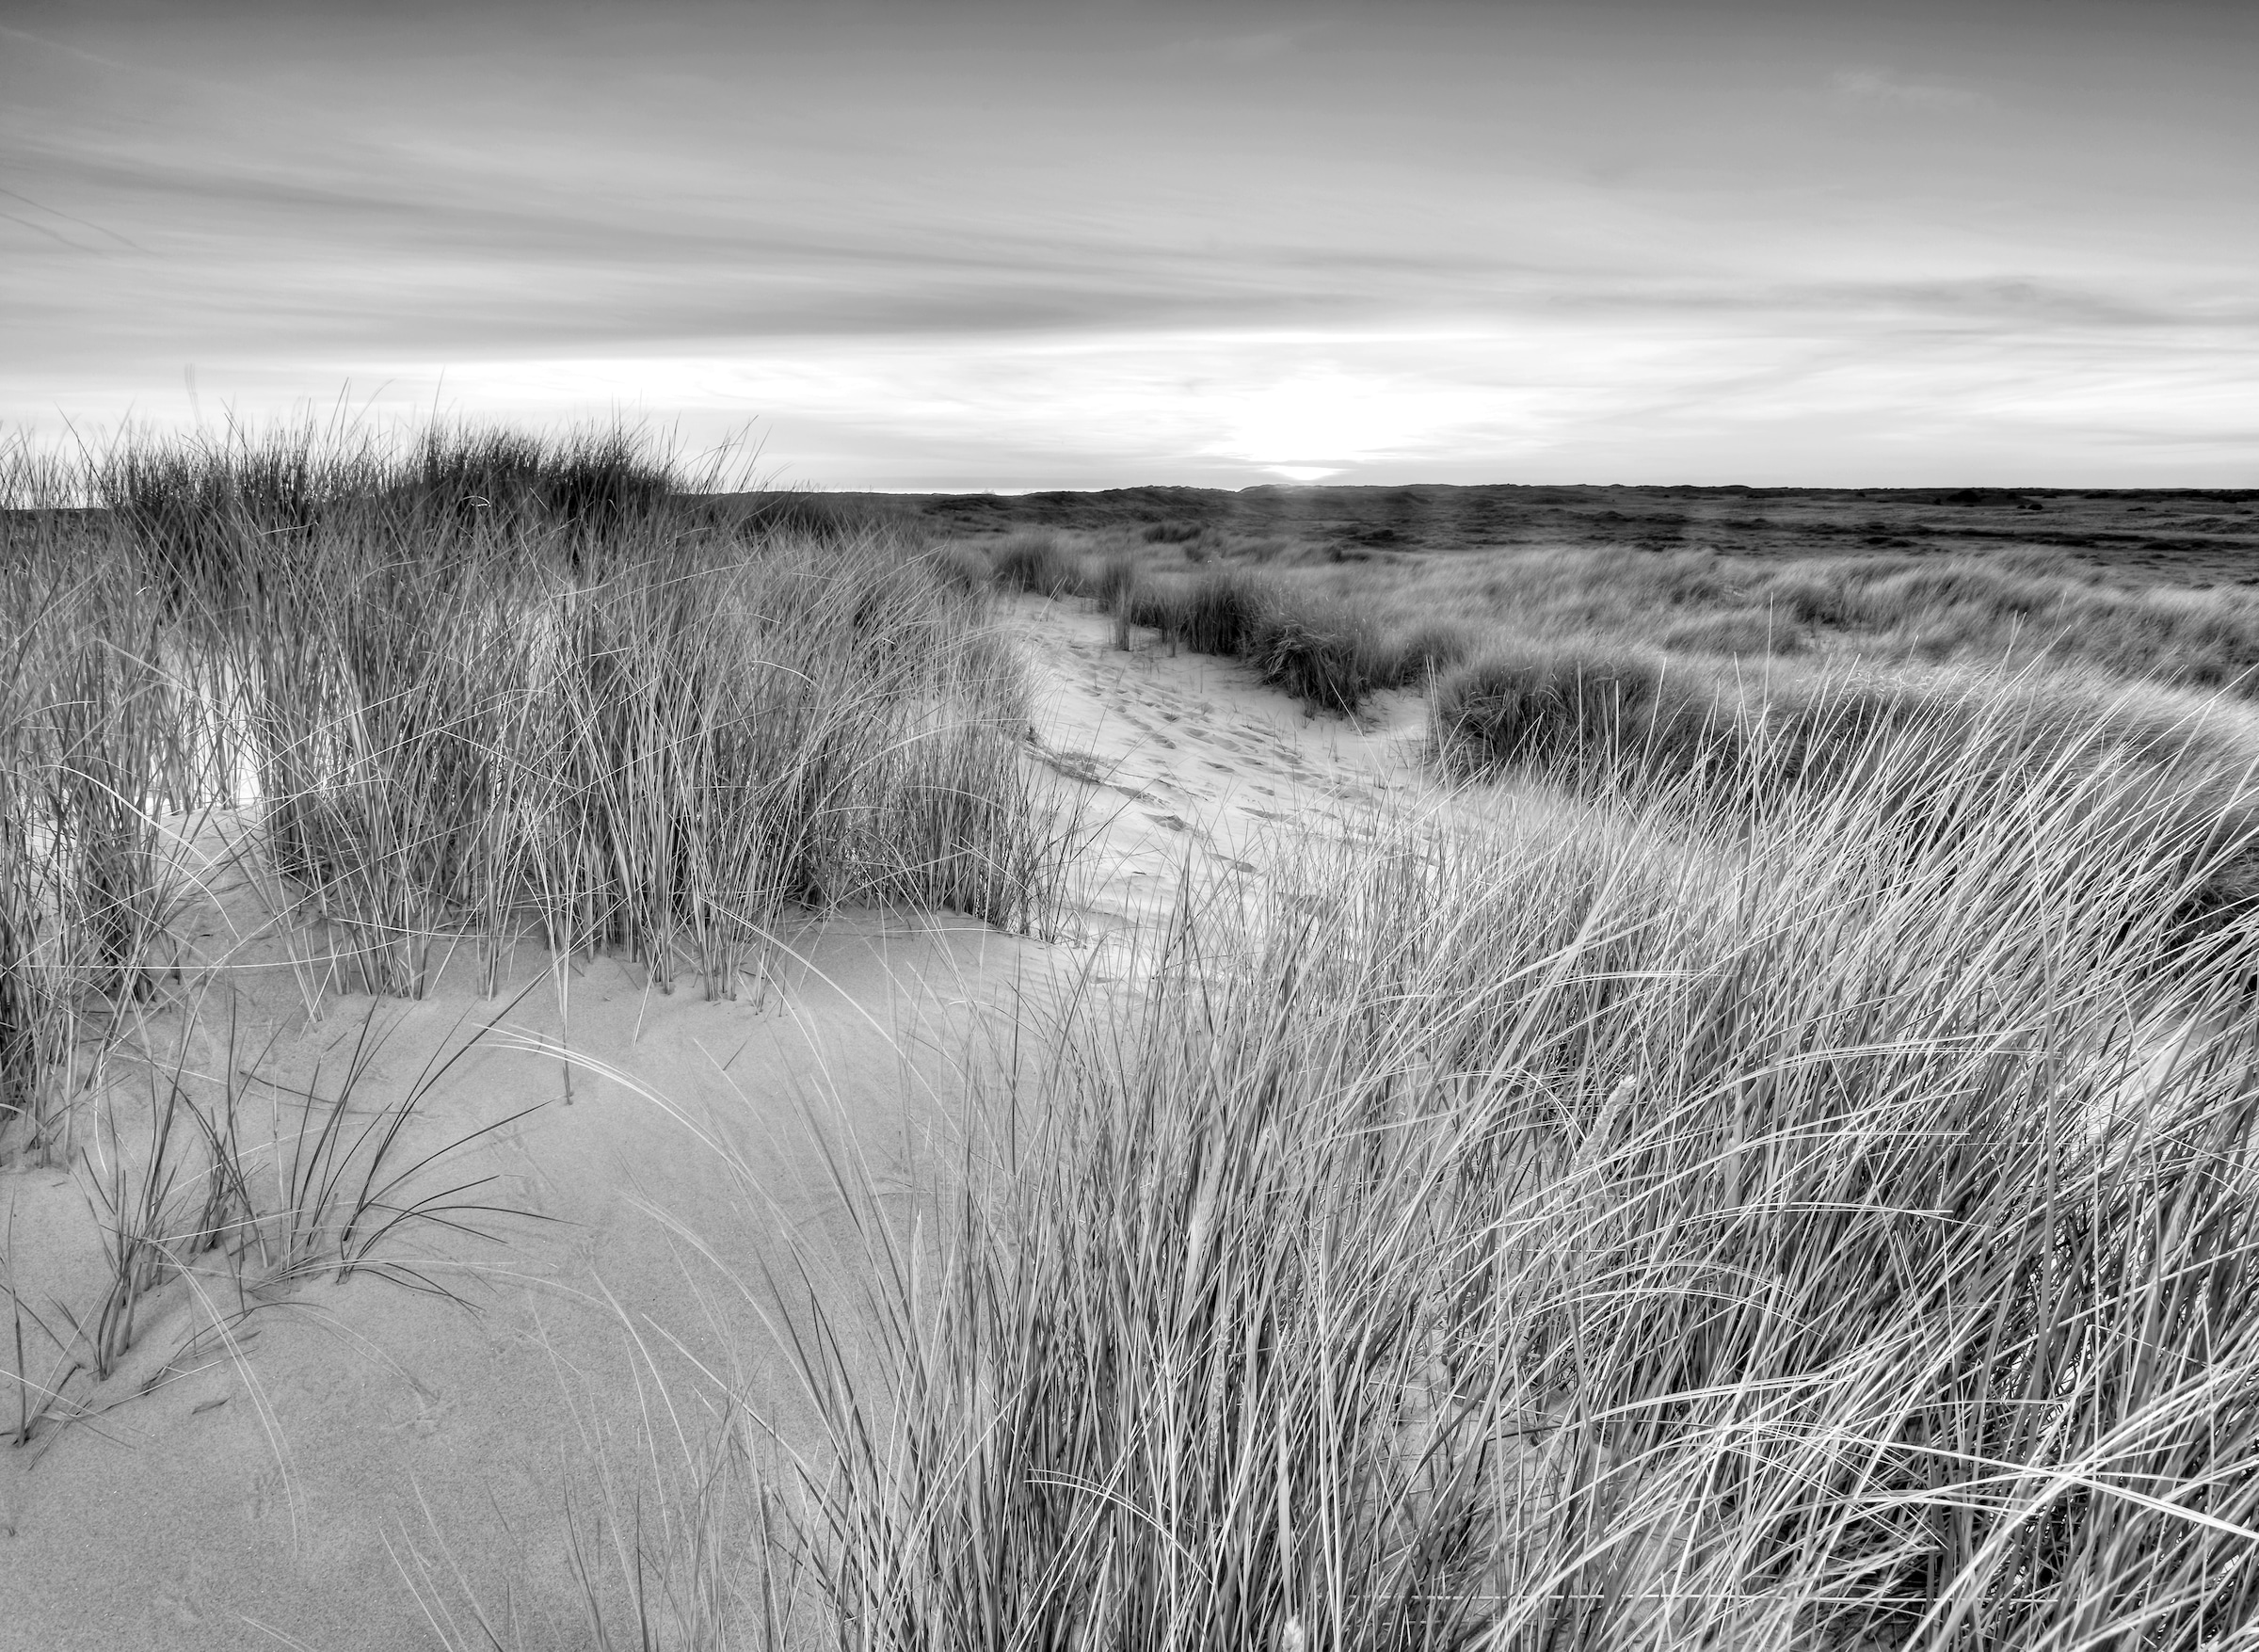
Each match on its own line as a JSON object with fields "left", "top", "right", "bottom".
{"left": 0, "top": 597, "right": 1428, "bottom": 1651}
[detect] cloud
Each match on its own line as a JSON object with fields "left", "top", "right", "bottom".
{"left": 1829, "top": 67, "right": 1979, "bottom": 108}
{"left": 0, "top": 126, "right": 1585, "bottom": 365}
{"left": 3, "top": 0, "right": 2251, "bottom": 486}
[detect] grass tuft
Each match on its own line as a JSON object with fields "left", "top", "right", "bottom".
{"left": 985, "top": 531, "right": 1081, "bottom": 598}
{"left": 0, "top": 420, "right": 1077, "bottom": 1148}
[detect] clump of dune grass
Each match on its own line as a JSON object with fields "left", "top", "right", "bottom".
{"left": 751, "top": 698, "right": 2259, "bottom": 1649}
{"left": 985, "top": 530, "right": 1081, "bottom": 599}
{"left": 237, "top": 522, "right": 1062, "bottom": 996}
{"left": 390, "top": 424, "right": 681, "bottom": 542}
{"left": 1112, "top": 570, "right": 1192, "bottom": 637}
{"left": 1242, "top": 590, "right": 1375, "bottom": 714}
{"left": 1172, "top": 566, "right": 1269, "bottom": 656}
{"left": 1430, "top": 643, "right": 1709, "bottom": 780}
{"left": 0, "top": 419, "right": 1079, "bottom": 1147}
{"left": 1082, "top": 550, "right": 1140, "bottom": 614}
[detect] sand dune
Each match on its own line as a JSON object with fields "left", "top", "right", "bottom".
{"left": 4, "top": 585, "right": 2249, "bottom": 1649}
{"left": 0, "top": 593, "right": 1387, "bottom": 1651}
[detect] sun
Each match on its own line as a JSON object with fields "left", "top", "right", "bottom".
{"left": 1202, "top": 359, "right": 1502, "bottom": 479}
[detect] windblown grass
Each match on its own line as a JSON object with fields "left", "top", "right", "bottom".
{"left": 1430, "top": 649, "right": 2259, "bottom": 961}
{"left": 758, "top": 703, "right": 2259, "bottom": 1649}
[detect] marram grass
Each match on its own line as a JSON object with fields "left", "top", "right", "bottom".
{"left": 737, "top": 707, "right": 2259, "bottom": 1651}
{"left": 0, "top": 421, "right": 1079, "bottom": 1157}
{"left": 16, "top": 424, "right": 2259, "bottom": 1647}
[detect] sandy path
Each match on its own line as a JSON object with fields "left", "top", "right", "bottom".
{"left": 0, "top": 596, "right": 1419, "bottom": 1651}
{"left": 1004, "top": 594, "right": 1432, "bottom": 933}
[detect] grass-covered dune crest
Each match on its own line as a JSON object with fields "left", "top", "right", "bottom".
{"left": 0, "top": 420, "right": 1077, "bottom": 1157}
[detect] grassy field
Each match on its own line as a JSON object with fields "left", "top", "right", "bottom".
{"left": 8, "top": 432, "right": 2259, "bottom": 1648}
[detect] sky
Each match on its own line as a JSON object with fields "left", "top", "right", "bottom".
{"left": 2, "top": 0, "right": 2253, "bottom": 489}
